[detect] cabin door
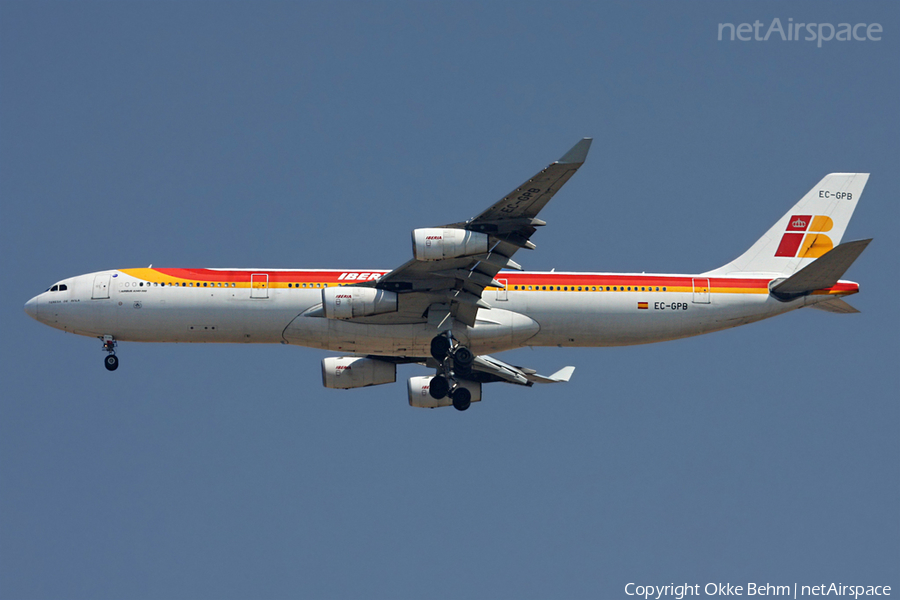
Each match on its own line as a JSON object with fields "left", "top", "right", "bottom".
{"left": 496, "top": 279, "right": 508, "bottom": 301}
{"left": 692, "top": 278, "right": 710, "bottom": 304}
{"left": 92, "top": 274, "right": 110, "bottom": 299}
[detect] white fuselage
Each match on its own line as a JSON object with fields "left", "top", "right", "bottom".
{"left": 25, "top": 267, "right": 856, "bottom": 357}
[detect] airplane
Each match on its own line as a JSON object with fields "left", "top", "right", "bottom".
{"left": 24, "top": 138, "right": 872, "bottom": 411}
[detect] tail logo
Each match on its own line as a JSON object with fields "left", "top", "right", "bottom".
{"left": 775, "top": 215, "right": 834, "bottom": 258}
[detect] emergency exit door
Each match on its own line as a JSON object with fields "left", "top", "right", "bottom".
{"left": 250, "top": 273, "right": 269, "bottom": 299}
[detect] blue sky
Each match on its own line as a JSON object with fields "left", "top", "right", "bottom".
{"left": 1, "top": 2, "right": 897, "bottom": 599}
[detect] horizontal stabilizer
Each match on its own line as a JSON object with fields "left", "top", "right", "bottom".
{"left": 770, "top": 239, "right": 871, "bottom": 300}
{"left": 809, "top": 298, "right": 860, "bottom": 314}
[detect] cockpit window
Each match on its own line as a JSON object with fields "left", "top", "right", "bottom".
{"left": 58, "top": 284, "right": 67, "bottom": 291}
{"left": 50, "top": 285, "right": 58, "bottom": 292}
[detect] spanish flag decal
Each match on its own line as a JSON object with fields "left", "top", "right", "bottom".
{"left": 638, "top": 302, "right": 649, "bottom": 310}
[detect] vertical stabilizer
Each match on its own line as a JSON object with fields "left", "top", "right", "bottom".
{"left": 705, "top": 173, "right": 869, "bottom": 276}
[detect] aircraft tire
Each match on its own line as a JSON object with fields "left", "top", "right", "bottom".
{"left": 104, "top": 355, "right": 119, "bottom": 371}
{"left": 452, "top": 347, "right": 474, "bottom": 369}
{"left": 429, "top": 375, "right": 450, "bottom": 399}
{"left": 430, "top": 335, "right": 452, "bottom": 361}
{"left": 451, "top": 387, "right": 471, "bottom": 411}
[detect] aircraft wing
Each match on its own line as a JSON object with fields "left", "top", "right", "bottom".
{"left": 368, "top": 138, "right": 592, "bottom": 326}
{"left": 465, "top": 354, "right": 575, "bottom": 386}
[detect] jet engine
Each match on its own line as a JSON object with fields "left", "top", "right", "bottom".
{"left": 322, "top": 357, "right": 397, "bottom": 389}
{"left": 412, "top": 228, "right": 489, "bottom": 261}
{"left": 407, "top": 376, "right": 482, "bottom": 408}
{"left": 322, "top": 287, "right": 398, "bottom": 320}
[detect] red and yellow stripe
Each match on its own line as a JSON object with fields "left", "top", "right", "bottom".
{"left": 117, "top": 268, "right": 859, "bottom": 297}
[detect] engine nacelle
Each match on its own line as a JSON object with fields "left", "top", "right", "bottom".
{"left": 412, "top": 228, "right": 490, "bottom": 262}
{"left": 322, "top": 287, "right": 398, "bottom": 320}
{"left": 407, "top": 376, "right": 483, "bottom": 408}
{"left": 322, "top": 357, "right": 397, "bottom": 389}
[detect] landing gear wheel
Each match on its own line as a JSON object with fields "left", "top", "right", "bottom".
{"left": 430, "top": 335, "right": 452, "bottom": 361}
{"left": 451, "top": 387, "right": 472, "bottom": 411}
{"left": 452, "top": 346, "right": 474, "bottom": 369}
{"left": 104, "top": 354, "right": 119, "bottom": 371}
{"left": 429, "top": 375, "right": 450, "bottom": 399}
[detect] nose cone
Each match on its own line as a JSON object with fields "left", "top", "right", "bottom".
{"left": 24, "top": 296, "right": 39, "bottom": 320}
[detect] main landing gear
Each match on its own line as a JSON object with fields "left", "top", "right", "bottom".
{"left": 428, "top": 333, "right": 474, "bottom": 411}
{"left": 101, "top": 336, "right": 118, "bottom": 371}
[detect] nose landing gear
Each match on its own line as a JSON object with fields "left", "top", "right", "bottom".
{"left": 101, "top": 336, "right": 118, "bottom": 371}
